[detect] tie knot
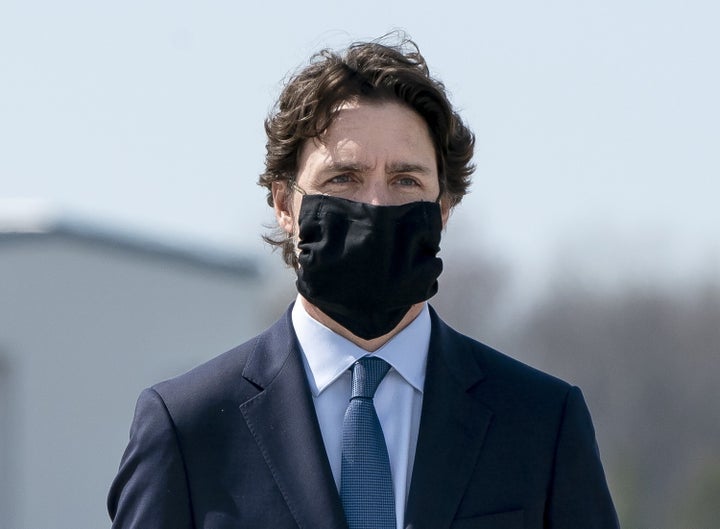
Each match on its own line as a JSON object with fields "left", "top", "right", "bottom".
{"left": 350, "top": 357, "right": 390, "bottom": 399}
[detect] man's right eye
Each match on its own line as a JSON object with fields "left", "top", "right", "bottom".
{"left": 329, "top": 174, "right": 353, "bottom": 184}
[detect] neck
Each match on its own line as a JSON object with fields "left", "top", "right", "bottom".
{"left": 299, "top": 296, "right": 425, "bottom": 352}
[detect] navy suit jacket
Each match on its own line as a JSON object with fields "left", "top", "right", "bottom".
{"left": 108, "top": 306, "right": 619, "bottom": 528}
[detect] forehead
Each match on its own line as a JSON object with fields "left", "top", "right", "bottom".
{"left": 299, "top": 100, "right": 436, "bottom": 168}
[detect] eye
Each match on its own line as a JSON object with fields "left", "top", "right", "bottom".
{"left": 395, "top": 176, "right": 420, "bottom": 187}
{"left": 328, "top": 173, "right": 354, "bottom": 184}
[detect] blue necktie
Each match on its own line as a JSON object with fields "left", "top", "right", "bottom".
{"left": 341, "top": 356, "right": 396, "bottom": 529}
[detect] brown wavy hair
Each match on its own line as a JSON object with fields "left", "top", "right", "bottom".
{"left": 258, "top": 34, "right": 475, "bottom": 267}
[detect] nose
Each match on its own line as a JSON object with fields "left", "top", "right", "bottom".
{"left": 356, "top": 180, "right": 392, "bottom": 206}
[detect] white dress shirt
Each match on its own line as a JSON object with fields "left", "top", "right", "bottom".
{"left": 291, "top": 297, "right": 430, "bottom": 529}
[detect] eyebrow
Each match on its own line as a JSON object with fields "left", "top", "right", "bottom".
{"left": 321, "top": 161, "right": 434, "bottom": 175}
{"left": 387, "top": 162, "right": 434, "bottom": 175}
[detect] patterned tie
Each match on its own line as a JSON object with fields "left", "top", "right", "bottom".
{"left": 341, "top": 356, "right": 396, "bottom": 529}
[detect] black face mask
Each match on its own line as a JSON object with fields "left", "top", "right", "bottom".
{"left": 295, "top": 194, "right": 443, "bottom": 340}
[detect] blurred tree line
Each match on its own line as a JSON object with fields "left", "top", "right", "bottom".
{"left": 434, "top": 251, "right": 720, "bottom": 529}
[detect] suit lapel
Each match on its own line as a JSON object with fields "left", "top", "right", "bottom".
{"left": 405, "top": 308, "right": 493, "bottom": 529}
{"left": 239, "top": 308, "right": 348, "bottom": 529}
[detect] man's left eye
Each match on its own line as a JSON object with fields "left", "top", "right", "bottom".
{"left": 396, "top": 177, "right": 419, "bottom": 187}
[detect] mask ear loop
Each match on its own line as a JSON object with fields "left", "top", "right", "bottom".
{"left": 290, "top": 181, "right": 307, "bottom": 195}
{"left": 290, "top": 181, "right": 333, "bottom": 198}
{"left": 290, "top": 181, "right": 329, "bottom": 219}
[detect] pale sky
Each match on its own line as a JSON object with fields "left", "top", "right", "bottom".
{"left": 2, "top": 0, "right": 718, "bottom": 289}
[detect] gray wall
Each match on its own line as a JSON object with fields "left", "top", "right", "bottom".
{"left": 0, "top": 233, "right": 291, "bottom": 529}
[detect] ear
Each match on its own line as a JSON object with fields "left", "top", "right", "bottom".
{"left": 271, "top": 181, "right": 294, "bottom": 234}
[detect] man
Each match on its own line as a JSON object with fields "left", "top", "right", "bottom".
{"left": 108, "top": 36, "right": 620, "bottom": 529}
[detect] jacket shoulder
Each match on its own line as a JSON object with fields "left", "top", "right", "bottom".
{"left": 430, "top": 307, "right": 573, "bottom": 406}
{"left": 150, "top": 307, "right": 295, "bottom": 419}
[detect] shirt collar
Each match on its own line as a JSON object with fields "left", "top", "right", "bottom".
{"left": 291, "top": 296, "right": 430, "bottom": 396}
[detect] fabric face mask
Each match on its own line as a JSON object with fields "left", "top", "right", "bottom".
{"left": 295, "top": 193, "right": 443, "bottom": 340}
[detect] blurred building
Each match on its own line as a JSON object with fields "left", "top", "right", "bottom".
{"left": 0, "top": 206, "right": 287, "bottom": 529}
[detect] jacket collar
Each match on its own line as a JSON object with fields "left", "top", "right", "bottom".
{"left": 240, "top": 306, "right": 349, "bottom": 529}
{"left": 405, "top": 306, "right": 493, "bottom": 529}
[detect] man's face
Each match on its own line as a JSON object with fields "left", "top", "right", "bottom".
{"left": 273, "top": 99, "right": 449, "bottom": 235}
